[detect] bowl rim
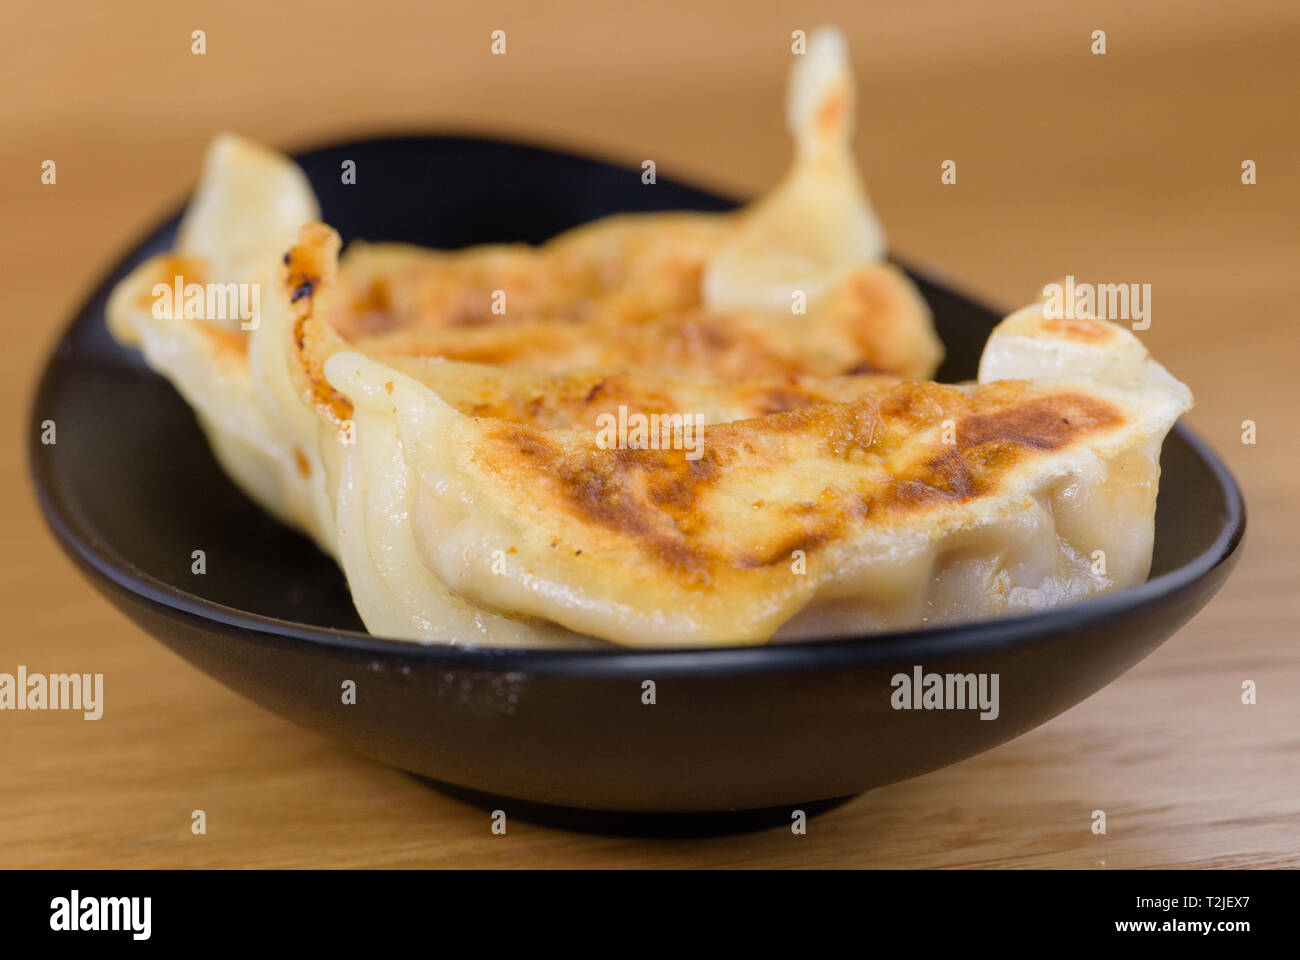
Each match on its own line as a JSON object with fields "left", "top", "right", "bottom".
{"left": 27, "top": 133, "right": 1248, "bottom": 674}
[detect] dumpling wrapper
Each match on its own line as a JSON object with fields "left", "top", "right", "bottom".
{"left": 702, "top": 25, "right": 887, "bottom": 313}
{"left": 105, "top": 135, "right": 327, "bottom": 545}
{"left": 317, "top": 306, "right": 1192, "bottom": 647}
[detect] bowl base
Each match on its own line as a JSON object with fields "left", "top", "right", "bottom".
{"left": 414, "top": 777, "right": 861, "bottom": 837}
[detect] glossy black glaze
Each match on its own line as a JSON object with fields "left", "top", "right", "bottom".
{"left": 29, "top": 136, "right": 1245, "bottom": 816}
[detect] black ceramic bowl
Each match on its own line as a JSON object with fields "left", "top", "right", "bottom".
{"left": 30, "top": 136, "right": 1245, "bottom": 820}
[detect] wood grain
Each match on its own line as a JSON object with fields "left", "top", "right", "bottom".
{"left": 2, "top": 0, "right": 1297, "bottom": 868}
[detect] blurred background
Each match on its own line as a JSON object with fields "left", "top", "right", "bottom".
{"left": 2, "top": 0, "right": 1297, "bottom": 866}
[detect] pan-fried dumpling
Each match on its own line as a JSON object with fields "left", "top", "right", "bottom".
{"left": 106, "top": 23, "right": 940, "bottom": 556}
{"left": 317, "top": 306, "right": 1190, "bottom": 647}
{"left": 251, "top": 222, "right": 902, "bottom": 574}
{"left": 106, "top": 135, "right": 327, "bottom": 545}
{"left": 325, "top": 25, "right": 940, "bottom": 380}
{"left": 278, "top": 224, "right": 899, "bottom": 428}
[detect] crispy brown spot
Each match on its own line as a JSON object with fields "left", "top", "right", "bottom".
{"left": 1041, "top": 315, "right": 1114, "bottom": 343}
{"left": 584, "top": 378, "right": 608, "bottom": 404}
{"left": 815, "top": 85, "right": 847, "bottom": 138}
{"left": 759, "top": 388, "right": 817, "bottom": 414}
{"left": 293, "top": 312, "right": 354, "bottom": 424}
{"left": 345, "top": 279, "right": 397, "bottom": 336}
{"left": 737, "top": 529, "right": 829, "bottom": 569}
{"left": 191, "top": 321, "right": 249, "bottom": 358}
{"left": 500, "top": 425, "right": 559, "bottom": 465}
{"left": 486, "top": 424, "right": 716, "bottom": 577}
{"left": 958, "top": 393, "right": 1121, "bottom": 452}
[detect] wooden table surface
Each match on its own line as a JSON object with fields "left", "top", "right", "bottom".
{"left": 3, "top": 0, "right": 1297, "bottom": 868}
